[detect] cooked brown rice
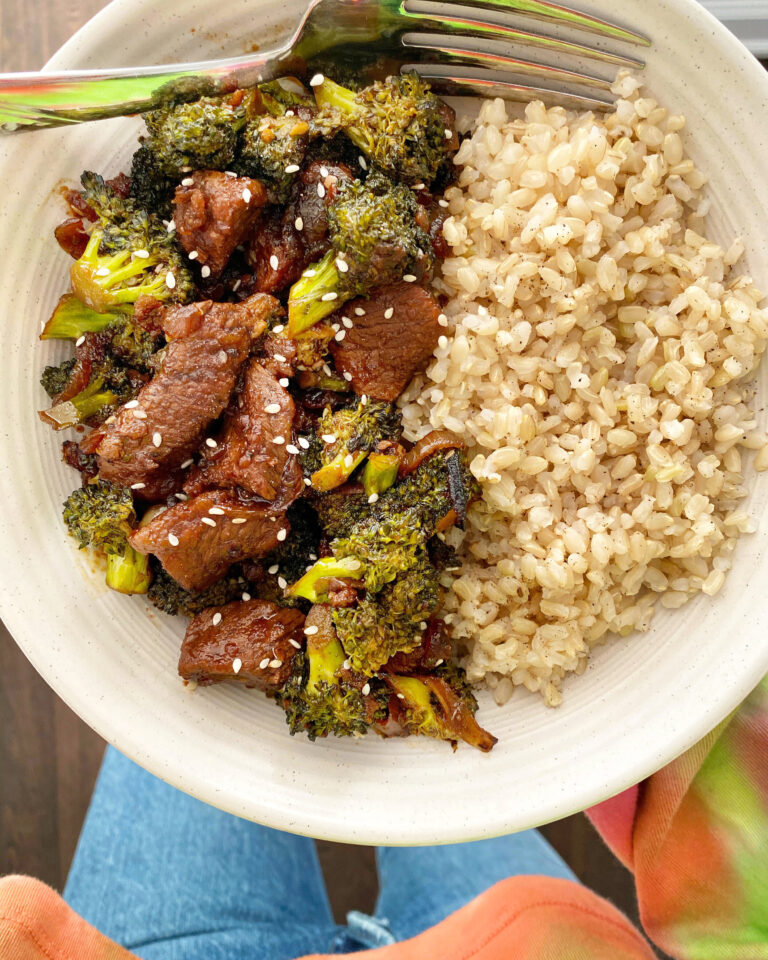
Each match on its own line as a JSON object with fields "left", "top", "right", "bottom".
{"left": 399, "top": 73, "right": 768, "bottom": 706}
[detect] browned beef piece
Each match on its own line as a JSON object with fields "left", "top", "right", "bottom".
{"left": 329, "top": 282, "right": 440, "bottom": 401}
{"left": 192, "top": 359, "right": 304, "bottom": 505}
{"left": 384, "top": 619, "right": 452, "bottom": 673}
{"left": 91, "top": 293, "right": 276, "bottom": 488}
{"left": 133, "top": 295, "right": 166, "bottom": 335}
{"left": 174, "top": 171, "right": 267, "bottom": 278}
{"left": 179, "top": 599, "right": 303, "bottom": 690}
{"left": 54, "top": 218, "right": 90, "bottom": 259}
{"left": 247, "top": 213, "right": 305, "bottom": 294}
{"left": 62, "top": 440, "right": 98, "bottom": 482}
{"left": 255, "top": 331, "right": 298, "bottom": 379}
{"left": 291, "top": 161, "right": 353, "bottom": 262}
{"left": 130, "top": 489, "right": 289, "bottom": 592}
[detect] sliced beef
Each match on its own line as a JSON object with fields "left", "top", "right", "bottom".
{"left": 91, "top": 293, "right": 276, "bottom": 488}
{"left": 290, "top": 161, "right": 353, "bottom": 262}
{"left": 384, "top": 619, "right": 452, "bottom": 674}
{"left": 62, "top": 440, "right": 98, "bottom": 483}
{"left": 133, "top": 295, "right": 166, "bottom": 336}
{"left": 191, "top": 359, "right": 304, "bottom": 505}
{"left": 247, "top": 214, "right": 306, "bottom": 293}
{"left": 179, "top": 598, "right": 303, "bottom": 690}
{"left": 329, "top": 282, "right": 441, "bottom": 401}
{"left": 255, "top": 331, "right": 298, "bottom": 379}
{"left": 174, "top": 171, "right": 267, "bottom": 278}
{"left": 130, "top": 489, "right": 289, "bottom": 593}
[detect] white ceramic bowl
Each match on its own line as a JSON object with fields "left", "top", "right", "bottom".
{"left": 2, "top": 0, "right": 768, "bottom": 845}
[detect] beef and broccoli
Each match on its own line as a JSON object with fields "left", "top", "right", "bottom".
{"left": 39, "top": 72, "right": 496, "bottom": 752}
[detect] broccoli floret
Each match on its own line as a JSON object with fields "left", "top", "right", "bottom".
{"left": 278, "top": 607, "right": 387, "bottom": 740}
{"left": 140, "top": 96, "right": 245, "bottom": 181}
{"left": 147, "top": 564, "right": 247, "bottom": 617}
{"left": 287, "top": 173, "right": 433, "bottom": 335}
{"left": 262, "top": 500, "right": 321, "bottom": 585}
{"left": 62, "top": 480, "right": 150, "bottom": 594}
{"left": 361, "top": 447, "right": 401, "bottom": 498}
{"left": 237, "top": 113, "right": 309, "bottom": 203}
{"left": 306, "top": 399, "right": 402, "bottom": 491}
{"left": 313, "top": 488, "right": 369, "bottom": 540}
{"left": 313, "top": 73, "right": 454, "bottom": 186}
{"left": 129, "top": 145, "right": 178, "bottom": 219}
{"left": 70, "top": 172, "right": 193, "bottom": 313}
{"left": 385, "top": 672, "right": 497, "bottom": 752}
{"left": 332, "top": 552, "right": 440, "bottom": 674}
{"left": 41, "top": 358, "right": 76, "bottom": 399}
{"left": 107, "top": 314, "right": 163, "bottom": 371}
{"left": 40, "top": 294, "right": 123, "bottom": 341}
{"left": 39, "top": 358, "right": 140, "bottom": 430}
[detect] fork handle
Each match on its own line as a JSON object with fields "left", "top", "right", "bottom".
{"left": 0, "top": 47, "right": 294, "bottom": 132}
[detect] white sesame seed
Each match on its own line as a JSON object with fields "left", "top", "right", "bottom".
{"left": 279, "top": 377, "right": 289, "bottom": 387}
{"left": 277, "top": 528, "right": 287, "bottom": 541}
{"left": 403, "top": 274, "right": 417, "bottom": 283}
{"left": 132, "top": 249, "right": 150, "bottom": 260}
{"left": 354, "top": 307, "right": 365, "bottom": 316}
{"left": 232, "top": 279, "right": 242, "bottom": 291}
{"left": 319, "top": 165, "right": 329, "bottom": 178}
{"left": 284, "top": 163, "right": 300, "bottom": 174}
{"left": 341, "top": 316, "right": 353, "bottom": 329}
{"left": 309, "top": 73, "right": 325, "bottom": 87}
{"left": 309, "top": 553, "right": 318, "bottom": 561}
{"left": 412, "top": 183, "right": 425, "bottom": 190}
{"left": 181, "top": 166, "right": 193, "bottom": 173}
{"left": 444, "top": 128, "right": 452, "bottom": 139}
{"left": 288, "top": 637, "right": 301, "bottom": 649}
{"left": 269, "top": 254, "right": 279, "bottom": 270}
{"left": 133, "top": 409, "right": 147, "bottom": 419}
{"left": 273, "top": 353, "right": 287, "bottom": 363}
{"left": 232, "top": 517, "right": 247, "bottom": 524}
{"left": 273, "top": 324, "right": 284, "bottom": 333}
{"left": 175, "top": 493, "right": 188, "bottom": 501}
{"left": 286, "top": 444, "right": 299, "bottom": 455}
{"left": 187, "top": 250, "right": 199, "bottom": 262}
{"left": 212, "top": 612, "right": 222, "bottom": 626}
{"left": 303, "top": 477, "right": 312, "bottom": 486}
{"left": 232, "top": 656, "right": 242, "bottom": 674}
{"left": 303, "top": 624, "right": 319, "bottom": 636}
{"left": 360, "top": 394, "right": 368, "bottom": 404}
{"left": 321, "top": 433, "right": 337, "bottom": 444}
{"left": 166, "top": 219, "right": 176, "bottom": 232}
{"left": 201, "top": 517, "right": 216, "bottom": 527}
{"left": 168, "top": 532, "right": 179, "bottom": 546}
{"left": 209, "top": 507, "right": 225, "bottom": 516}
{"left": 181, "top": 459, "right": 194, "bottom": 469}
{"left": 343, "top": 659, "right": 351, "bottom": 670}
{"left": 321, "top": 291, "right": 337, "bottom": 302}
{"left": 181, "top": 177, "right": 194, "bottom": 186}
{"left": 438, "top": 313, "right": 448, "bottom": 326}
{"left": 438, "top": 199, "right": 449, "bottom": 208}
{"left": 269, "top": 659, "right": 283, "bottom": 669}
{"left": 277, "top": 576, "right": 287, "bottom": 589}
{"left": 152, "top": 432, "right": 162, "bottom": 448}
{"left": 259, "top": 657, "right": 270, "bottom": 669}
{"left": 368, "top": 493, "right": 379, "bottom": 504}
{"left": 362, "top": 682, "right": 371, "bottom": 696}
{"left": 74, "top": 335, "right": 86, "bottom": 347}
{"left": 298, "top": 437, "right": 310, "bottom": 449}
{"left": 419, "top": 621, "right": 428, "bottom": 630}
{"left": 335, "top": 329, "right": 346, "bottom": 341}
{"left": 317, "top": 183, "right": 326, "bottom": 199}
{"left": 265, "top": 402, "right": 281, "bottom": 414}
{"left": 336, "top": 258, "right": 349, "bottom": 274}
{"left": 322, "top": 363, "right": 332, "bottom": 376}
{"left": 294, "top": 216, "right": 304, "bottom": 231}
{"left": 225, "top": 170, "right": 237, "bottom": 178}
{"left": 130, "top": 482, "right": 146, "bottom": 490}
{"left": 397, "top": 693, "right": 405, "bottom": 700}
{"left": 384, "top": 307, "right": 394, "bottom": 319}
{"left": 200, "top": 265, "right": 211, "bottom": 278}
{"left": 343, "top": 371, "right": 353, "bottom": 381}
{"left": 303, "top": 269, "right": 317, "bottom": 278}
{"left": 358, "top": 155, "right": 368, "bottom": 170}
{"left": 205, "top": 438, "right": 217, "bottom": 448}
{"left": 95, "top": 266, "right": 110, "bottom": 277}
{"left": 165, "top": 271, "right": 176, "bottom": 289}
{"left": 344, "top": 454, "right": 354, "bottom": 470}
{"left": 435, "top": 658, "right": 444, "bottom": 666}
{"left": 273, "top": 435, "right": 285, "bottom": 445}
{"left": 217, "top": 350, "right": 227, "bottom": 363}
{"left": 268, "top": 564, "right": 279, "bottom": 575}
{"left": 125, "top": 399, "right": 139, "bottom": 409}
{"left": 242, "top": 187, "right": 252, "bottom": 203}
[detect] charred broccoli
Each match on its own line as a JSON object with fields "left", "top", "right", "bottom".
{"left": 238, "top": 113, "right": 310, "bottom": 203}
{"left": 40, "top": 358, "right": 76, "bottom": 399}
{"left": 39, "top": 355, "right": 141, "bottom": 430}
{"left": 331, "top": 552, "right": 440, "bottom": 674}
{"left": 386, "top": 672, "right": 497, "bottom": 752}
{"left": 278, "top": 607, "right": 387, "bottom": 739}
{"left": 287, "top": 173, "right": 433, "bottom": 335}
{"left": 147, "top": 564, "right": 248, "bottom": 617}
{"left": 313, "top": 73, "right": 454, "bottom": 186}
{"left": 62, "top": 480, "right": 150, "bottom": 594}
{"left": 70, "top": 172, "right": 193, "bottom": 313}
{"left": 129, "top": 145, "right": 178, "bottom": 219}
{"left": 304, "top": 399, "right": 402, "bottom": 491}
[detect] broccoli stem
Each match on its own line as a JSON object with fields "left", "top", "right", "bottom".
{"left": 40, "top": 377, "right": 118, "bottom": 430}
{"left": 287, "top": 250, "right": 347, "bottom": 336}
{"left": 361, "top": 452, "right": 400, "bottom": 497}
{"left": 71, "top": 232, "right": 168, "bottom": 313}
{"left": 286, "top": 556, "right": 363, "bottom": 603}
{"left": 306, "top": 629, "right": 346, "bottom": 694}
{"left": 40, "top": 294, "right": 122, "bottom": 341}
{"left": 311, "top": 449, "right": 367, "bottom": 492}
{"left": 106, "top": 546, "right": 151, "bottom": 595}
{"left": 312, "top": 79, "right": 372, "bottom": 155}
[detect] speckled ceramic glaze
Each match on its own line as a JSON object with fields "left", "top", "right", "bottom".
{"left": 1, "top": 0, "right": 768, "bottom": 844}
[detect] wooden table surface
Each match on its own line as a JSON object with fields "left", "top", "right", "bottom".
{"left": 0, "top": 0, "right": 638, "bottom": 927}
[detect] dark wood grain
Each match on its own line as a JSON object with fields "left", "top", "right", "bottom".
{"left": 0, "top": 0, "right": 639, "bottom": 927}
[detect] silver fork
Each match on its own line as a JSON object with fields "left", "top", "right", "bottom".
{"left": 0, "top": 0, "right": 649, "bottom": 132}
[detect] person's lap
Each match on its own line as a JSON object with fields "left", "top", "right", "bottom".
{"left": 65, "top": 747, "right": 578, "bottom": 958}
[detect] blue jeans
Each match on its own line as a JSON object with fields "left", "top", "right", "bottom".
{"left": 65, "top": 746, "right": 578, "bottom": 958}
